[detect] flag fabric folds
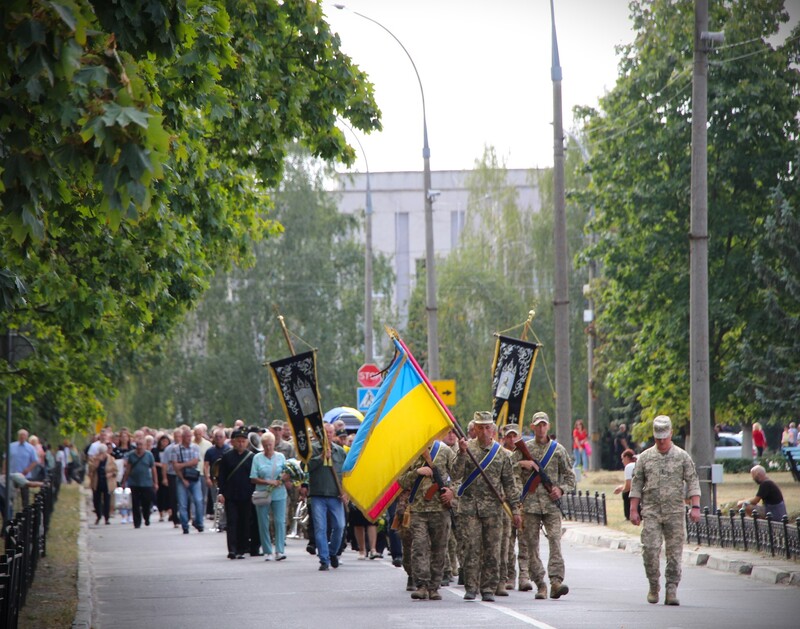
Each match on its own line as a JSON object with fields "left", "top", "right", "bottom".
{"left": 268, "top": 350, "right": 324, "bottom": 463}
{"left": 343, "top": 336, "right": 453, "bottom": 521}
{"left": 490, "top": 335, "right": 539, "bottom": 430}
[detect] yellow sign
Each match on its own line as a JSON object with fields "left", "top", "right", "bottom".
{"left": 431, "top": 379, "right": 457, "bottom": 406}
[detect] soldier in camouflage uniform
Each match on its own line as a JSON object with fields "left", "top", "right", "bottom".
{"left": 398, "top": 439, "right": 456, "bottom": 600}
{"left": 498, "top": 424, "right": 521, "bottom": 593}
{"left": 630, "top": 415, "right": 700, "bottom": 606}
{"left": 513, "top": 411, "right": 575, "bottom": 599}
{"left": 442, "top": 429, "right": 461, "bottom": 585}
{"left": 455, "top": 411, "right": 522, "bottom": 602}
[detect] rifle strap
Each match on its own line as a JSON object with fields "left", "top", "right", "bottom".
{"left": 521, "top": 439, "right": 558, "bottom": 501}
{"left": 409, "top": 441, "right": 441, "bottom": 504}
{"left": 457, "top": 441, "right": 501, "bottom": 498}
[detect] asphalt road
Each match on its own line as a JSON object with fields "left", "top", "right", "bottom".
{"left": 82, "top": 507, "right": 800, "bottom": 629}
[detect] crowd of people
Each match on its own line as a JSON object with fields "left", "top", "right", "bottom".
{"left": 2, "top": 410, "right": 792, "bottom": 609}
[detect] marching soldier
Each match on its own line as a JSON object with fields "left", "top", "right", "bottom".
{"left": 500, "top": 423, "right": 522, "bottom": 590}
{"left": 455, "top": 411, "right": 522, "bottom": 602}
{"left": 514, "top": 411, "right": 575, "bottom": 599}
{"left": 630, "top": 415, "right": 700, "bottom": 605}
{"left": 398, "top": 438, "right": 456, "bottom": 601}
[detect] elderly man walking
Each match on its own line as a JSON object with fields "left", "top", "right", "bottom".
{"left": 630, "top": 415, "right": 701, "bottom": 606}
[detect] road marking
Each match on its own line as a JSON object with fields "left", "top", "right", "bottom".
{"left": 443, "top": 587, "right": 559, "bottom": 628}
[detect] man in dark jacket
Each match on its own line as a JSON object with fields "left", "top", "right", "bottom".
{"left": 217, "top": 430, "right": 254, "bottom": 559}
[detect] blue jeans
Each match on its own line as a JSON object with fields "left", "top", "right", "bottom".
{"left": 176, "top": 478, "right": 204, "bottom": 531}
{"left": 310, "top": 496, "right": 345, "bottom": 565}
{"left": 573, "top": 447, "right": 589, "bottom": 469}
{"left": 255, "top": 498, "right": 287, "bottom": 555}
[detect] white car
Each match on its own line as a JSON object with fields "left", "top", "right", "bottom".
{"left": 715, "top": 432, "right": 756, "bottom": 460}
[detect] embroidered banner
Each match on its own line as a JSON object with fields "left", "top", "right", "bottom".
{"left": 490, "top": 335, "right": 539, "bottom": 430}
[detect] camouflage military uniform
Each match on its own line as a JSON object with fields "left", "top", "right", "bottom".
{"left": 398, "top": 444, "right": 456, "bottom": 596}
{"left": 630, "top": 444, "right": 700, "bottom": 593}
{"left": 513, "top": 439, "right": 575, "bottom": 589}
{"left": 446, "top": 442, "right": 461, "bottom": 580}
{"left": 454, "top": 439, "right": 521, "bottom": 597}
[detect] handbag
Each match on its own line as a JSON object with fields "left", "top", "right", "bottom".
{"left": 179, "top": 447, "right": 200, "bottom": 482}
{"left": 251, "top": 491, "right": 272, "bottom": 506}
{"left": 584, "top": 442, "right": 592, "bottom": 456}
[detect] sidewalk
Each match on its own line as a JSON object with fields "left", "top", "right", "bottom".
{"left": 562, "top": 520, "right": 800, "bottom": 587}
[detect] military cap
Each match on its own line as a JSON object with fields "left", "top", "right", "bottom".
{"left": 473, "top": 411, "right": 494, "bottom": 425}
{"left": 653, "top": 415, "right": 672, "bottom": 439}
{"left": 531, "top": 411, "right": 550, "bottom": 425}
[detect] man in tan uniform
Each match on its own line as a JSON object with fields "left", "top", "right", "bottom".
{"left": 630, "top": 415, "right": 701, "bottom": 606}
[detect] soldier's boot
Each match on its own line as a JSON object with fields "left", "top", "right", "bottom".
{"left": 441, "top": 571, "right": 451, "bottom": 587}
{"left": 428, "top": 589, "right": 442, "bottom": 601}
{"left": 495, "top": 582, "right": 509, "bottom": 597}
{"left": 550, "top": 580, "right": 569, "bottom": 599}
{"left": 518, "top": 578, "right": 533, "bottom": 592}
{"left": 463, "top": 590, "right": 477, "bottom": 601}
{"left": 647, "top": 582, "right": 659, "bottom": 604}
{"left": 481, "top": 591, "right": 495, "bottom": 602}
{"left": 406, "top": 576, "right": 415, "bottom": 592}
{"left": 664, "top": 583, "right": 679, "bottom": 606}
{"left": 457, "top": 568, "right": 464, "bottom": 585}
{"left": 535, "top": 582, "right": 548, "bottom": 600}
{"left": 411, "top": 586, "right": 429, "bottom": 600}
{"left": 506, "top": 576, "right": 516, "bottom": 589}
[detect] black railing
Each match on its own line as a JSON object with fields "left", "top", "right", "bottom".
{"left": 686, "top": 506, "right": 800, "bottom": 561}
{"left": 1, "top": 473, "right": 56, "bottom": 629}
{"left": 562, "top": 490, "right": 607, "bottom": 525}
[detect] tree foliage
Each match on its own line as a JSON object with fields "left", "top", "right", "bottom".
{"left": 0, "top": 0, "right": 380, "bottom": 437}
{"left": 106, "top": 152, "right": 395, "bottom": 427}
{"left": 579, "top": 0, "right": 800, "bottom": 437}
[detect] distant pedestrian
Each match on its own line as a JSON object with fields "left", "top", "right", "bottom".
{"left": 121, "top": 437, "right": 159, "bottom": 528}
{"left": 613, "top": 449, "right": 637, "bottom": 520}
{"left": 630, "top": 416, "right": 700, "bottom": 606}
{"left": 752, "top": 423, "right": 766, "bottom": 457}
{"left": 572, "top": 419, "right": 589, "bottom": 471}
{"left": 217, "top": 429, "right": 255, "bottom": 559}
{"left": 613, "top": 424, "right": 629, "bottom": 470}
{"left": 88, "top": 444, "right": 118, "bottom": 525}
{"left": 250, "top": 432, "right": 288, "bottom": 561}
{"left": 172, "top": 428, "right": 204, "bottom": 534}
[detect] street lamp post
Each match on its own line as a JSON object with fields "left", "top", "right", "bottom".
{"left": 549, "top": 0, "right": 572, "bottom": 442}
{"left": 334, "top": 5, "right": 440, "bottom": 378}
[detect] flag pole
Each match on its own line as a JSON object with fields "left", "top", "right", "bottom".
{"left": 275, "top": 313, "right": 343, "bottom": 496}
{"left": 390, "top": 330, "right": 514, "bottom": 519}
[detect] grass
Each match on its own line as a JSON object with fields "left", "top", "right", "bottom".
{"left": 11, "top": 482, "right": 81, "bottom": 629}
{"left": 577, "top": 469, "right": 799, "bottom": 537}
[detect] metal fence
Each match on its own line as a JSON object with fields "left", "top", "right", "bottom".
{"left": 686, "top": 506, "right": 800, "bottom": 561}
{"left": 1, "top": 473, "right": 56, "bottom": 629}
{"left": 562, "top": 490, "right": 607, "bottom": 525}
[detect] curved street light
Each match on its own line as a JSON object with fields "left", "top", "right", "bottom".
{"left": 334, "top": 4, "right": 440, "bottom": 378}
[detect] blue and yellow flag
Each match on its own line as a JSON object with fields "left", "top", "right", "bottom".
{"left": 343, "top": 333, "right": 454, "bottom": 520}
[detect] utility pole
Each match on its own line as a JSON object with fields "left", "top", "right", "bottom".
{"left": 690, "top": 0, "right": 714, "bottom": 508}
{"left": 550, "top": 0, "right": 571, "bottom": 442}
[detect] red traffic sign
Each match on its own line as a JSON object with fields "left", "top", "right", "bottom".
{"left": 357, "top": 363, "right": 382, "bottom": 387}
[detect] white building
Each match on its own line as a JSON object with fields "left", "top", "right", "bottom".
{"left": 334, "top": 169, "right": 542, "bottom": 324}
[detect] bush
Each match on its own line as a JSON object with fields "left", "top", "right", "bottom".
{"left": 717, "top": 458, "right": 757, "bottom": 473}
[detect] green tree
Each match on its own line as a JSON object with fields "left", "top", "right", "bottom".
{"left": 107, "top": 152, "right": 394, "bottom": 427}
{"left": 0, "top": 0, "right": 380, "bottom": 439}
{"left": 579, "top": 0, "right": 800, "bottom": 439}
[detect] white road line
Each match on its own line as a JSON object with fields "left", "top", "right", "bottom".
{"left": 443, "top": 587, "right": 559, "bottom": 629}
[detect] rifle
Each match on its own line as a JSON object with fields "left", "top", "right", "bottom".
{"left": 514, "top": 438, "right": 565, "bottom": 516}
{"left": 422, "top": 450, "right": 457, "bottom": 533}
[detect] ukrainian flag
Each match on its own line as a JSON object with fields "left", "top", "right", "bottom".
{"left": 342, "top": 335, "right": 453, "bottom": 520}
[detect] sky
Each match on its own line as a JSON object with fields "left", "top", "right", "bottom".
{"left": 323, "top": 0, "right": 800, "bottom": 174}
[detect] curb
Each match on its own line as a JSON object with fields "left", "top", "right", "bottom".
{"left": 71, "top": 487, "right": 93, "bottom": 629}
{"left": 562, "top": 524, "right": 800, "bottom": 587}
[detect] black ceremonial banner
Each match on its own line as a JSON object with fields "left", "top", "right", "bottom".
{"left": 490, "top": 335, "right": 539, "bottom": 430}
{"left": 268, "top": 351, "right": 324, "bottom": 463}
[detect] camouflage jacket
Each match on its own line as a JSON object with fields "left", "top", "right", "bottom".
{"left": 454, "top": 438, "right": 521, "bottom": 518}
{"left": 512, "top": 438, "right": 575, "bottom": 515}
{"left": 398, "top": 442, "right": 456, "bottom": 514}
{"left": 630, "top": 444, "right": 700, "bottom": 517}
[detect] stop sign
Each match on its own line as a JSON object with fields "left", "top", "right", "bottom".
{"left": 357, "top": 363, "right": 382, "bottom": 387}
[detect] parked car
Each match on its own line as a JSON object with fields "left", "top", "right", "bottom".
{"left": 715, "top": 432, "right": 757, "bottom": 460}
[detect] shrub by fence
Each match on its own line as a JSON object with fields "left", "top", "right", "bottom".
{"left": 686, "top": 506, "right": 800, "bottom": 561}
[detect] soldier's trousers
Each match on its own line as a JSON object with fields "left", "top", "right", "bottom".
{"left": 520, "top": 511, "right": 564, "bottom": 584}
{"left": 506, "top": 522, "right": 520, "bottom": 584}
{"left": 410, "top": 510, "right": 450, "bottom": 589}
{"left": 461, "top": 513, "right": 503, "bottom": 594}
{"left": 498, "top": 512, "right": 511, "bottom": 585}
{"left": 641, "top": 514, "right": 684, "bottom": 586}
{"left": 447, "top": 524, "right": 459, "bottom": 574}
